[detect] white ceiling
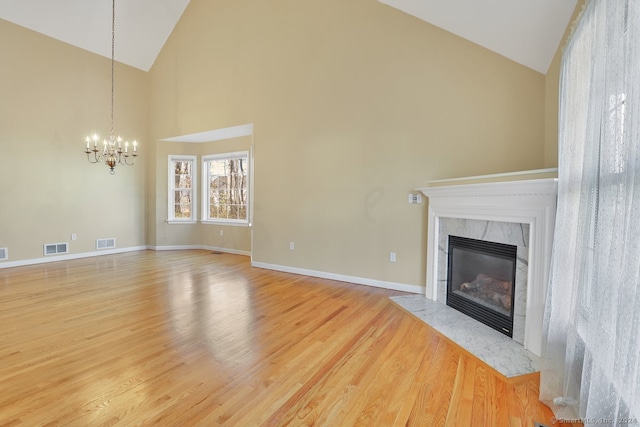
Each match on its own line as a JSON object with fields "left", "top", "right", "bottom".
{"left": 0, "top": 0, "right": 190, "bottom": 72}
{"left": 0, "top": 0, "right": 576, "bottom": 74}
{"left": 378, "top": 0, "right": 578, "bottom": 73}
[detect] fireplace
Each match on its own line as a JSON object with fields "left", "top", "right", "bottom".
{"left": 418, "top": 174, "right": 558, "bottom": 356}
{"left": 446, "top": 235, "right": 516, "bottom": 337}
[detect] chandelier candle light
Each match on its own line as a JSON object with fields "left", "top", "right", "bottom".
{"left": 84, "top": 0, "right": 138, "bottom": 174}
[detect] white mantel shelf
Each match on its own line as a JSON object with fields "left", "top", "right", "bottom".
{"left": 419, "top": 178, "right": 558, "bottom": 199}
{"left": 417, "top": 176, "right": 558, "bottom": 356}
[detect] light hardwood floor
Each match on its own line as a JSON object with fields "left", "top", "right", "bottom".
{"left": 0, "top": 250, "right": 578, "bottom": 426}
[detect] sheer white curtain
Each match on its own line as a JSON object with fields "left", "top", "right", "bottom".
{"left": 540, "top": 0, "right": 640, "bottom": 424}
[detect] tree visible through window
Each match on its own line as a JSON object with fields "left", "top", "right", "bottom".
{"left": 168, "top": 155, "right": 197, "bottom": 221}
{"left": 203, "top": 152, "right": 248, "bottom": 223}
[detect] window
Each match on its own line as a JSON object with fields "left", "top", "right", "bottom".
{"left": 202, "top": 152, "right": 249, "bottom": 224}
{"left": 579, "top": 92, "right": 626, "bottom": 318}
{"left": 168, "top": 155, "right": 197, "bottom": 222}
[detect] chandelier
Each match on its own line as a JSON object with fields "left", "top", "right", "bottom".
{"left": 84, "top": 0, "right": 138, "bottom": 174}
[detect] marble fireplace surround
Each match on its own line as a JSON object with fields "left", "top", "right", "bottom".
{"left": 418, "top": 175, "right": 558, "bottom": 356}
{"left": 438, "top": 217, "right": 529, "bottom": 345}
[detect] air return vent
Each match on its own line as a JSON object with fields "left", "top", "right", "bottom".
{"left": 44, "top": 243, "right": 68, "bottom": 256}
{"left": 96, "top": 238, "right": 116, "bottom": 250}
{"left": 0, "top": 248, "right": 7, "bottom": 261}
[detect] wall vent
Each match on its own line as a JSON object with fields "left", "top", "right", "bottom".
{"left": 96, "top": 238, "right": 116, "bottom": 250}
{"left": 44, "top": 243, "right": 68, "bottom": 256}
{"left": 0, "top": 248, "right": 7, "bottom": 261}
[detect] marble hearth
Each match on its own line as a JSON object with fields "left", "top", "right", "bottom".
{"left": 418, "top": 172, "right": 558, "bottom": 357}
{"left": 390, "top": 295, "right": 539, "bottom": 377}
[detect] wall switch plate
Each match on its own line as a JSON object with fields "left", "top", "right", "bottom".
{"left": 219, "top": 230, "right": 224, "bottom": 236}
{"left": 289, "top": 242, "right": 295, "bottom": 250}
{"left": 71, "top": 234, "right": 77, "bottom": 241}
{"left": 390, "top": 252, "right": 396, "bottom": 262}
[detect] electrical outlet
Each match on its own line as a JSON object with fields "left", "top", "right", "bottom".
{"left": 408, "top": 193, "right": 423, "bottom": 204}
{"left": 71, "top": 234, "right": 77, "bottom": 241}
{"left": 219, "top": 230, "right": 224, "bottom": 236}
{"left": 390, "top": 252, "right": 396, "bottom": 262}
{"left": 289, "top": 242, "right": 295, "bottom": 250}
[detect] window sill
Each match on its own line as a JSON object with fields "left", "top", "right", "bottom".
{"left": 167, "top": 220, "right": 198, "bottom": 224}
{"left": 200, "top": 220, "right": 250, "bottom": 227}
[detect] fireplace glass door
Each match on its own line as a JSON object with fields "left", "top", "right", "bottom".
{"left": 446, "top": 235, "right": 516, "bottom": 337}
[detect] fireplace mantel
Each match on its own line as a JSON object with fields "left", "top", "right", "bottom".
{"left": 417, "top": 174, "right": 558, "bottom": 356}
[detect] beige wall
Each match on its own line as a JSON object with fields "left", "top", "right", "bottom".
{"left": 0, "top": 19, "right": 148, "bottom": 262}
{"left": 149, "top": 0, "right": 547, "bottom": 288}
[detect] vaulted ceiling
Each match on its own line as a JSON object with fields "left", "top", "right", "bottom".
{"left": 378, "top": 0, "right": 578, "bottom": 73}
{"left": 0, "top": 0, "right": 577, "bottom": 73}
{"left": 0, "top": 0, "right": 190, "bottom": 71}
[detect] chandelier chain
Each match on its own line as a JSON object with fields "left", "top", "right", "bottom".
{"left": 110, "top": 0, "right": 115, "bottom": 140}
{"left": 84, "top": 0, "right": 138, "bottom": 174}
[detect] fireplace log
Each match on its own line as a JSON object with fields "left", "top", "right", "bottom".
{"left": 459, "top": 273, "right": 513, "bottom": 311}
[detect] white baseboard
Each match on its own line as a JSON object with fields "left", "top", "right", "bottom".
{"left": 0, "top": 245, "right": 250, "bottom": 269}
{"left": 0, "top": 245, "right": 149, "bottom": 269}
{"left": 150, "top": 245, "right": 251, "bottom": 256}
{"left": 148, "top": 245, "right": 201, "bottom": 251}
{"left": 251, "top": 261, "right": 425, "bottom": 294}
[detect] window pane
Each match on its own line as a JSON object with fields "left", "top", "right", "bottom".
{"left": 173, "top": 190, "right": 191, "bottom": 217}
{"left": 174, "top": 161, "right": 192, "bottom": 189}
{"left": 169, "top": 157, "right": 196, "bottom": 221}
{"left": 174, "top": 204, "right": 191, "bottom": 218}
{"left": 204, "top": 154, "right": 248, "bottom": 222}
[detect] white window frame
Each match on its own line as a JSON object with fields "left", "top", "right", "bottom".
{"left": 168, "top": 155, "right": 198, "bottom": 223}
{"left": 201, "top": 151, "right": 250, "bottom": 226}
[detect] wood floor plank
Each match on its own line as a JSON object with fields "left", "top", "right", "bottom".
{"left": 445, "top": 354, "right": 476, "bottom": 427}
{"left": 0, "top": 250, "right": 577, "bottom": 426}
{"left": 391, "top": 332, "right": 441, "bottom": 427}
{"left": 471, "top": 365, "right": 489, "bottom": 426}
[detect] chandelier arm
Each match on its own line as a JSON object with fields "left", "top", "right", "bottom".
{"left": 119, "top": 154, "right": 136, "bottom": 166}
{"left": 85, "top": 150, "right": 101, "bottom": 164}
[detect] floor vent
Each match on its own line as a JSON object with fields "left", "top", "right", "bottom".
{"left": 0, "top": 248, "right": 7, "bottom": 261}
{"left": 96, "top": 238, "right": 116, "bottom": 250}
{"left": 44, "top": 243, "right": 68, "bottom": 256}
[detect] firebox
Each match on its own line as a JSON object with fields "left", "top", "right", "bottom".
{"left": 446, "top": 235, "right": 516, "bottom": 337}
